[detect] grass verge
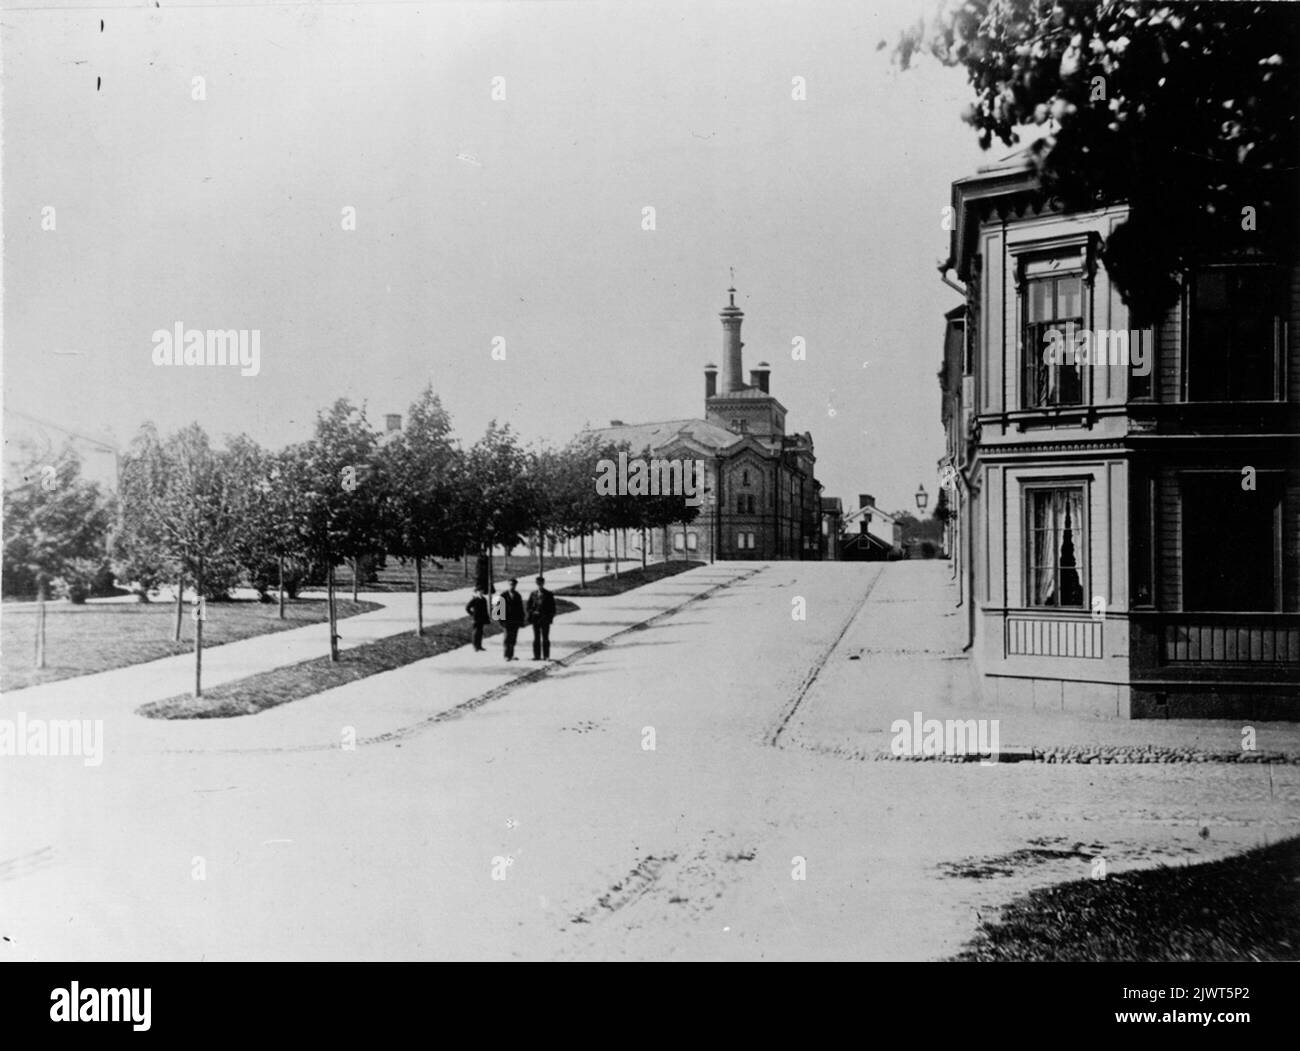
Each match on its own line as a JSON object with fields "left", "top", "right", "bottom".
{"left": 1, "top": 598, "right": 380, "bottom": 692}
{"left": 138, "top": 599, "right": 579, "bottom": 719}
{"left": 952, "top": 836, "right": 1300, "bottom": 961}
{"left": 554, "top": 560, "right": 705, "bottom": 597}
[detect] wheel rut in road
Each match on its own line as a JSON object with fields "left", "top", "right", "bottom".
{"left": 763, "top": 564, "right": 886, "bottom": 749}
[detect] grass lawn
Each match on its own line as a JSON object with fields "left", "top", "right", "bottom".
{"left": 345, "top": 553, "right": 596, "bottom": 593}
{"left": 1, "top": 598, "right": 380, "bottom": 693}
{"left": 139, "top": 598, "right": 580, "bottom": 719}
{"left": 952, "top": 836, "right": 1300, "bottom": 961}
{"left": 554, "top": 560, "right": 705, "bottom": 597}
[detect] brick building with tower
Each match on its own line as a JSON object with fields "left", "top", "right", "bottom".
{"left": 591, "top": 286, "right": 822, "bottom": 561}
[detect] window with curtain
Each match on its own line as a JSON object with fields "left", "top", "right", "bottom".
{"left": 1026, "top": 487, "right": 1086, "bottom": 607}
{"left": 1023, "top": 273, "right": 1084, "bottom": 408}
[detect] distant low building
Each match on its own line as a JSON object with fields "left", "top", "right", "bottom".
{"left": 3, "top": 410, "right": 119, "bottom": 492}
{"left": 839, "top": 493, "right": 902, "bottom": 561}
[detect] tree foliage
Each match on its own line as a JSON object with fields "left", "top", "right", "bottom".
{"left": 893, "top": 0, "right": 1299, "bottom": 323}
{"left": 3, "top": 447, "right": 113, "bottom": 600}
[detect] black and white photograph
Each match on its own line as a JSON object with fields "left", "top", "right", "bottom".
{"left": 1, "top": 0, "right": 1298, "bottom": 1017}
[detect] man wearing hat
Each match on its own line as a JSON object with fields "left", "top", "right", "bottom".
{"left": 499, "top": 578, "right": 526, "bottom": 661}
{"left": 464, "top": 585, "right": 490, "bottom": 652}
{"left": 527, "top": 575, "right": 557, "bottom": 661}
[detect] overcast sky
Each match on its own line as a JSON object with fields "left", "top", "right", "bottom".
{"left": 3, "top": 0, "right": 991, "bottom": 515}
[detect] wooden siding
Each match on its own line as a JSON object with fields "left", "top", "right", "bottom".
{"left": 1163, "top": 619, "right": 1300, "bottom": 663}
{"left": 1156, "top": 471, "right": 1182, "bottom": 610}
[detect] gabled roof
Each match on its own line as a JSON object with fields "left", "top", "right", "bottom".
{"left": 587, "top": 418, "right": 742, "bottom": 454}
{"left": 709, "top": 386, "right": 778, "bottom": 401}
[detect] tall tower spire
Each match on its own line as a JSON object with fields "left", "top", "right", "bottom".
{"left": 719, "top": 280, "right": 745, "bottom": 393}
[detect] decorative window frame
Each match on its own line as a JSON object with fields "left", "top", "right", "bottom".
{"left": 1009, "top": 232, "right": 1101, "bottom": 415}
{"left": 1020, "top": 477, "right": 1091, "bottom": 610}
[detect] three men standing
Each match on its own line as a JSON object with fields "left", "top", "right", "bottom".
{"left": 470, "top": 575, "right": 558, "bottom": 662}
{"left": 527, "top": 575, "right": 556, "bottom": 661}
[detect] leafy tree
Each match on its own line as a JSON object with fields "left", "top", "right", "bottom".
{"left": 892, "top": 0, "right": 1298, "bottom": 323}
{"left": 381, "top": 386, "right": 462, "bottom": 635}
{"left": 112, "top": 423, "right": 174, "bottom": 605}
{"left": 225, "top": 437, "right": 311, "bottom": 616}
{"left": 112, "top": 423, "right": 241, "bottom": 693}
{"left": 3, "top": 448, "right": 113, "bottom": 666}
{"left": 461, "top": 421, "right": 531, "bottom": 588}
{"left": 284, "top": 400, "right": 388, "bottom": 659}
{"left": 551, "top": 431, "right": 612, "bottom": 586}
{"left": 521, "top": 443, "right": 565, "bottom": 576}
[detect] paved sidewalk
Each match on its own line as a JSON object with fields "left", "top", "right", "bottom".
{"left": 783, "top": 561, "right": 1300, "bottom": 760}
{"left": 5, "top": 562, "right": 758, "bottom": 756}
{"left": 2, "top": 559, "right": 648, "bottom": 724}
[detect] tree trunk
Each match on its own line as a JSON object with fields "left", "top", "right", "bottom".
{"left": 641, "top": 527, "right": 648, "bottom": 570}
{"left": 277, "top": 555, "right": 286, "bottom": 619}
{"left": 579, "top": 532, "right": 586, "bottom": 586}
{"left": 414, "top": 555, "right": 424, "bottom": 637}
{"left": 173, "top": 574, "right": 185, "bottom": 642}
{"left": 537, "top": 531, "right": 544, "bottom": 575}
{"left": 663, "top": 525, "right": 670, "bottom": 561}
{"left": 35, "top": 579, "right": 47, "bottom": 670}
{"left": 351, "top": 558, "right": 359, "bottom": 603}
{"left": 327, "top": 562, "right": 340, "bottom": 662}
{"left": 193, "top": 558, "right": 204, "bottom": 698}
{"left": 612, "top": 530, "right": 619, "bottom": 578}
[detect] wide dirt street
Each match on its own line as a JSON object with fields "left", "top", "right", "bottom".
{"left": 4, "top": 561, "right": 1297, "bottom": 960}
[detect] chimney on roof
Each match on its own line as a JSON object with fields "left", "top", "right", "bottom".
{"left": 385, "top": 414, "right": 402, "bottom": 432}
{"left": 704, "top": 363, "right": 717, "bottom": 399}
{"left": 719, "top": 285, "right": 745, "bottom": 392}
{"left": 859, "top": 494, "right": 875, "bottom": 509}
{"left": 749, "top": 361, "right": 770, "bottom": 394}
{"left": 609, "top": 419, "right": 624, "bottom": 427}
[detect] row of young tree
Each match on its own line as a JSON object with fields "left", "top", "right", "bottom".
{"left": 3, "top": 386, "right": 699, "bottom": 690}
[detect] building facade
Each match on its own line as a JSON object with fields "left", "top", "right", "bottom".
{"left": 3, "top": 410, "right": 120, "bottom": 493}
{"left": 592, "top": 288, "right": 822, "bottom": 561}
{"left": 839, "top": 494, "right": 902, "bottom": 560}
{"left": 941, "top": 152, "right": 1299, "bottom": 719}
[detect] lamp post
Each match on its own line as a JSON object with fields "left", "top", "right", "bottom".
{"left": 915, "top": 484, "right": 929, "bottom": 512}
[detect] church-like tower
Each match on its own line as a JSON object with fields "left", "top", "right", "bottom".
{"left": 720, "top": 285, "right": 745, "bottom": 392}
{"left": 705, "top": 285, "right": 786, "bottom": 438}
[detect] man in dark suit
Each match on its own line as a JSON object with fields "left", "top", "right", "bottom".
{"left": 465, "top": 586, "right": 490, "bottom": 651}
{"left": 499, "top": 578, "right": 526, "bottom": 661}
{"left": 527, "top": 575, "right": 557, "bottom": 660}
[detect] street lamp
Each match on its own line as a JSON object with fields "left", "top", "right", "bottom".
{"left": 915, "top": 484, "right": 928, "bottom": 512}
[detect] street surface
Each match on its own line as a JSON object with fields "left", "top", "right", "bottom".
{"left": 3, "top": 562, "right": 1297, "bottom": 960}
